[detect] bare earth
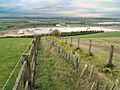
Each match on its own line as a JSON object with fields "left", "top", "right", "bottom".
{"left": 0, "top": 26, "right": 120, "bottom": 37}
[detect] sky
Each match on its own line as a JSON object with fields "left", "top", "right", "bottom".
{"left": 0, "top": 0, "right": 120, "bottom": 17}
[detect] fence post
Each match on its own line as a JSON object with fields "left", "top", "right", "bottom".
{"left": 76, "top": 56, "right": 79, "bottom": 72}
{"left": 110, "top": 83, "right": 115, "bottom": 90}
{"left": 80, "top": 64, "right": 88, "bottom": 78}
{"left": 103, "top": 81, "right": 109, "bottom": 90}
{"left": 88, "top": 40, "right": 92, "bottom": 55}
{"left": 96, "top": 81, "right": 99, "bottom": 90}
{"left": 22, "top": 53, "right": 32, "bottom": 90}
{"left": 107, "top": 45, "right": 114, "bottom": 66}
{"left": 91, "top": 81, "right": 95, "bottom": 90}
{"left": 71, "top": 37, "right": 72, "bottom": 45}
{"left": 114, "top": 79, "right": 119, "bottom": 90}
{"left": 13, "top": 36, "right": 39, "bottom": 90}
{"left": 89, "top": 65, "right": 94, "bottom": 78}
{"left": 62, "top": 38, "right": 63, "bottom": 42}
{"left": 66, "top": 38, "right": 67, "bottom": 44}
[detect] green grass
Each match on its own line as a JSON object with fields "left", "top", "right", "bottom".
{"left": 48, "top": 36, "right": 120, "bottom": 81}
{"left": 0, "top": 18, "right": 94, "bottom": 31}
{"left": 0, "top": 20, "right": 29, "bottom": 31}
{"left": 34, "top": 38, "right": 101, "bottom": 90}
{"left": 64, "top": 36, "right": 120, "bottom": 81}
{"left": 0, "top": 38, "right": 32, "bottom": 90}
{"left": 34, "top": 39, "right": 76, "bottom": 90}
{"left": 70, "top": 32, "right": 120, "bottom": 38}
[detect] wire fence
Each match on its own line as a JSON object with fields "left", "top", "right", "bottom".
{"left": 47, "top": 37, "right": 120, "bottom": 90}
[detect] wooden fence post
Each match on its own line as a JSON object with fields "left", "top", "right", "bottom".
{"left": 62, "top": 38, "right": 63, "bottom": 42}
{"left": 76, "top": 56, "right": 79, "bottom": 72}
{"left": 91, "top": 81, "right": 95, "bottom": 90}
{"left": 66, "top": 38, "right": 67, "bottom": 44}
{"left": 96, "top": 81, "right": 99, "bottom": 90}
{"left": 114, "top": 79, "right": 119, "bottom": 90}
{"left": 103, "top": 81, "right": 109, "bottom": 90}
{"left": 13, "top": 36, "right": 39, "bottom": 90}
{"left": 36, "top": 35, "right": 40, "bottom": 49}
{"left": 88, "top": 40, "right": 92, "bottom": 55}
{"left": 89, "top": 65, "right": 94, "bottom": 78}
{"left": 23, "top": 53, "right": 32, "bottom": 90}
{"left": 107, "top": 45, "right": 114, "bottom": 66}
{"left": 80, "top": 64, "right": 88, "bottom": 78}
{"left": 110, "top": 83, "right": 115, "bottom": 90}
{"left": 71, "top": 37, "right": 72, "bottom": 45}
{"left": 67, "top": 52, "right": 70, "bottom": 60}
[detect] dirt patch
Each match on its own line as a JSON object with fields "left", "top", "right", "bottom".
{"left": 0, "top": 30, "right": 18, "bottom": 36}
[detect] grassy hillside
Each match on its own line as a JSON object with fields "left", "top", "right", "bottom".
{"left": 63, "top": 36, "right": 120, "bottom": 81}
{"left": 70, "top": 32, "right": 120, "bottom": 38}
{"left": 34, "top": 38, "right": 101, "bottom": 90}
{"left": 0, "top": 38, "right": 32, "bottom": 90}
{"left": 34, "top": 40, "right": 75, "bottom": 90}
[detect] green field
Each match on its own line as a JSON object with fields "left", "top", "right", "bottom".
{"left": 0, "top": 20, "right": 29, "bottom": 31}
{"left": 0, "top": 18, "right": 94, "bottom": 31}
{"left": 34, "top": 38, "right": 99, "bottom": 90}
{"left": 0, "top": 38, "right": 32, "bottom": 90}
{"left": 34, "top": 40, "right": 75, "bottom": 90}
{"left": 65, "top": 33, "right": 120, "bottom": 81}
{"left": 70, "top": 32, "right": 120, "bottom": 38}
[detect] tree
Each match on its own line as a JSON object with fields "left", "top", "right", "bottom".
{"left": 51, "top": 29, "right": 60, "bottom": 37}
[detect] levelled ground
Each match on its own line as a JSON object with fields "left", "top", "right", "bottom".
{"left": 0, "top": 38, "right": 32, "bottom": 90}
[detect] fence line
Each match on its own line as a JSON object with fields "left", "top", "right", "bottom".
{"left": 13, "top": 36, "right": 40, "bottom": 90}
{"left": 2, "top": 38, "right": 35, "bottom": 90}
{"left": 47, "top": 37, "right": 120, "bottom": 90}
{"left": 61, "top": 38, "right": 116, "bottom": 65}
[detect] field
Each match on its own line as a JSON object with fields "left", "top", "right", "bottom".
{"left": 34, "top": 38, "right": 101, "bottom": 90}
{"left": 65, "top": 32, "right": 120, "bottom": 80}
{"left": 0, "top": 20, "right": 29, "bottom": 31}
{"left": 0, "top": 19, "right": 77, "bottom": 31}
{"left": 38, "top": 36, "right": 120, "bottom": 89}
{"left": 0, "top": 17, "right": 111, "bottom": 32}
{"left": 2, "top": 33, "right": 120, "bottom": 89}
{"left": 1, "top": 17, "right": 120, "bottom": 89}
{"left": 34, "top": 40, "right": 75, "bottom": 90}
{"left": 70, "top": 32, "right": 120, "bottom": 38}
{"left": 0, "top": 18, "right": 89, "bottom": 31}
{"left": 0, "top": 38, "right": 32, "bottom": 90}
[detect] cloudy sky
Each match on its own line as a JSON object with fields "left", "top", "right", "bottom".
{"left": 0, "top": 0, "right": 120, "bottom": 17}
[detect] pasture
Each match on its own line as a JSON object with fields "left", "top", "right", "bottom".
{"left": 0, "top": 20, "right": 29, "bottom": 31}
{"left": 70, "top": 32, "right": 120, "bottom": 38}
{"left": 64, "top": 32, "right": 120, "bottom": 80}
{"left": 0, "top": 38, "right": 32, "bottom": 90}
{"left": 44, "top": 36, "right": 120, "bottom": 89}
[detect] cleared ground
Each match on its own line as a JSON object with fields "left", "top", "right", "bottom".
{"left": 0, "top": 38, "right": 32, "bottom": 90}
